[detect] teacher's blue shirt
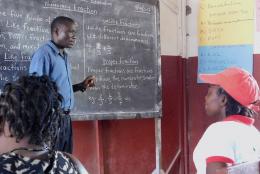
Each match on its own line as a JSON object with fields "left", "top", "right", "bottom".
{"left": 29, "top": 40, "right": 74, "bottom": 110}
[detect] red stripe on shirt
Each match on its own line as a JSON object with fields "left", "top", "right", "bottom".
{"left": 223, "top": 115, "right": 254, "bottom": 126}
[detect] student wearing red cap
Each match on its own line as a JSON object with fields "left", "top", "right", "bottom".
{"left": 193, "top": 67, "right": 260, "bottom": 174}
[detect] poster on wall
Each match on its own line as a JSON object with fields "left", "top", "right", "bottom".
{"left": 198, "top": 0, "right": 254, "bottom": 82}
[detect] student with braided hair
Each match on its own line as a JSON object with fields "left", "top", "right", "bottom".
{"left": 0, "top": 75, "right": 88, "bottom": 174}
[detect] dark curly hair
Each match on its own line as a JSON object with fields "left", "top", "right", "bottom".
{"left": 0, "top": 75, "right": 62, "bottom": 146}
{"left": 51, "top": 16, "right": 75, "bottom": 34}
{"left": 217, "top": 87, "right": 257, "bottom": 118}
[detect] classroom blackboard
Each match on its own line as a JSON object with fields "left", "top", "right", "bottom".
{"left": 0, "top": 0, "right": 161, "bottom": 120}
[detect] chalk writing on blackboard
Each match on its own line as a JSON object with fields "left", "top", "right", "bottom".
{"left": 0, "top": 0, "right": 161, "bottom": 120}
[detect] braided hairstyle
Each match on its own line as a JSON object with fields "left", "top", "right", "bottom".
{"left": 217, "top": 87, "right": 257, "bottom": 118}
{"left": 0, "top": 75, "right": 62, "bottom": 146}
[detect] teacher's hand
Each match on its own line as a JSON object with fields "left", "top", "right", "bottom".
{"left": 82, "top": 75, "right": 95, "bottom": 90}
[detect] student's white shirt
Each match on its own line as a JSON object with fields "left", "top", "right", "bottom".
{"left": 193, "top": 115, "right": 260, "bottom": 174}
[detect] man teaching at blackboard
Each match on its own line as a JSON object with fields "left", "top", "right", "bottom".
{"left": 29, "top": 16, "right": 95, "bottom": 153}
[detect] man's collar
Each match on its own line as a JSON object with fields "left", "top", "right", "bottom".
{"left": 47, "top": 40, "right": 67, "bottom": 56}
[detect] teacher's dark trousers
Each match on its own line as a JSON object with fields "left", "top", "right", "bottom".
{"left": 54, "top": 113, "right": 73, "bottom": 153}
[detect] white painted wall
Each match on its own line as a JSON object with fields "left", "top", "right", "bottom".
{"left": 186, "top": 0, "right": 199, "bottom": 57}
{"left": 160, "top": 0, "right": 186, "bottom": 57}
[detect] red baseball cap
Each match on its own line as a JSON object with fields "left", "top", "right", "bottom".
{"left": 199, "top": 67, "right": 260, "bottom": 111}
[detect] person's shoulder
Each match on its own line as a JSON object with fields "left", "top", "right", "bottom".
{"left": 35, "top": 41, "right": 54, "bottom": 52}
{"left": 207, "top": 121, "right": 228, "bottom": 130}
{"left": 208, "top": 120, "right": 240, "bottom": 129}
{"left": 203, "top": 121, "right": 234, "bottom": 137}
{"left": 32, "top": 41, "right": 56, "bottom": 59}
{"left": 61, "top": 152, "right": 89, "bottom": 174}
